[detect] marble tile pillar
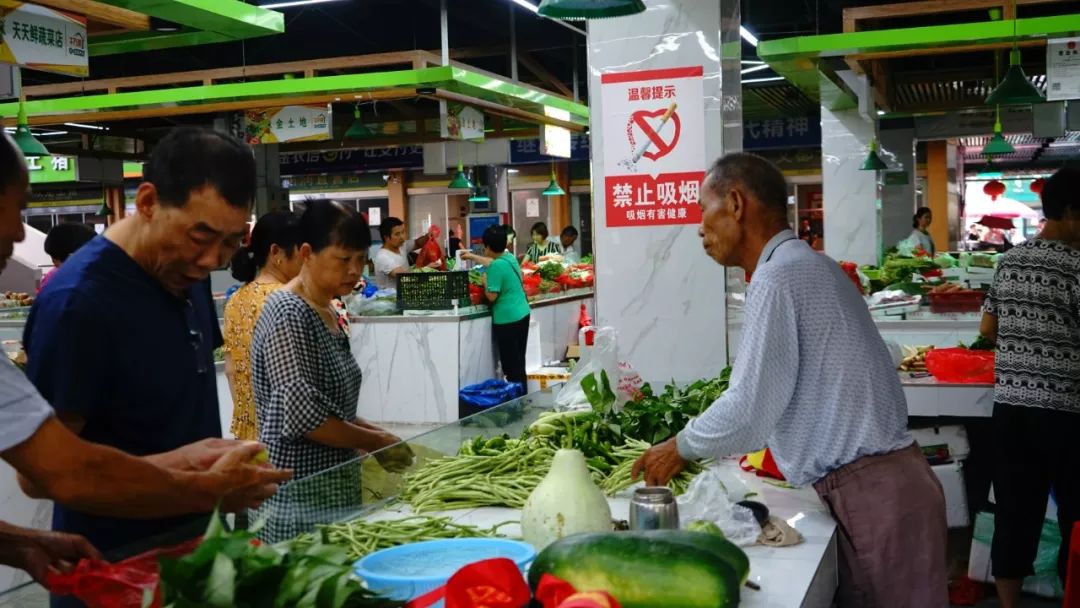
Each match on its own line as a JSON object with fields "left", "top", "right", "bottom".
{"left": 822, "top": 103, "right": 881, "bottom": 266}
{"left": 879, "top": 126, "right": 917, "bottom": 251}
{"left": 587, "top": 0, "right": 741, "bottom": 379}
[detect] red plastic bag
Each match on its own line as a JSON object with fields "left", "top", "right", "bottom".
{"left": 46, "top": 537, "right": 201, "bottom": 608}
{"left": 416, "top": 238, "right": 447, "bottom": 270}
{"left": 925, "top": 348, "right": 995, "bottom": 384}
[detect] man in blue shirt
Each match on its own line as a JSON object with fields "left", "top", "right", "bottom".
{"left": 24, "top": 128, "right": 260, "bottom": 564}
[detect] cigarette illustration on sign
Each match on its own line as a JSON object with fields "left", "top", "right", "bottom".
{"left": 601, "top": 66, "right": 705, "bottom": 228}
{"left": 621, "top": 102, "right": 680, "bottom": 171}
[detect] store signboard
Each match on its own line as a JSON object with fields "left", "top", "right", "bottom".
{"left": 279, "top": 146, "right": 424, "bottom": 175}
{"left": 243, "top": 105, "right": 332, "bottom": 144}
{"left": 1047, "top": 38, "right": 1080, "bottom": 101}
{"left": 0, "top": 2, "right": 88, "bottom": 77}
{"left": 600, "top": 65, "right": 705, "bottom": 228}
{"left": 440, "top": 104, "right": 484, "bottom": 141}
{"left": 27, "top": 154, "right": 76, "bottom": 184}
{"left": 510, "top": 134, "right": 589, "bottom": 163}
{"left": 743, "top": 115, "right": 820, "bottom": 150}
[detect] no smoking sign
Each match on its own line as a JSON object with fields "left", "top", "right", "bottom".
{"left": 601, "top": 66, "right": 705, "bottom": 228}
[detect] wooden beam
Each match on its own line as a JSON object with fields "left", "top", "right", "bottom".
{"left": 869, "top": 60, "right": 894, "bottom": 111}
{"left": 3, "top": 90, "right": 414, "bottom": 127}
{"left": 518, "top": 53, "right": 573, "bottom": 98}
{"left": 24, "top": 50, "right": 431, "bottom": 98}
{"left": 426, "top": 89, "right": 585, "bottom": 132}
{"left": 848, "top": 38, "right": 1044, "bottom": 62}
{"left": 32, "top": 0, "right": 149, "bottom": 31}
{"left": 844, "top": 0, "right": 1062, "bottom": 28}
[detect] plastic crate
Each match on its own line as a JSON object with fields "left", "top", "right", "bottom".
{"left": 927, "top": 290, "right": 985, "bottom": 313}
{"left": 396, "top": 271, "right": 470, "bottom": 310}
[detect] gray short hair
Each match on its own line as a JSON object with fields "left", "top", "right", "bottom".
{"left": 707, "top": 152, "right": 789, "bottom": 218}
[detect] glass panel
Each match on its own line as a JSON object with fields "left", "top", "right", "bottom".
{"left": 252, "top": 389, "right": 555, "bottom": 544}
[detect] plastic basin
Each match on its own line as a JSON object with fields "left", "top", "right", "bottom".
{"left": 354, "top": 538, "right": 536, "bottom": 601}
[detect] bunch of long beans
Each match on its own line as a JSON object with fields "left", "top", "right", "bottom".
{"left": 294, "top": 515, "right": 516, "bottom": 560}
{"left": 599, "top": 438, "right": 705, "bottom": 496}
{"left": 401, "top": 438, "right": 557, "bottom": 512}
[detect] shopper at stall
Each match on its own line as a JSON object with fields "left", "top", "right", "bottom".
{"left": 0, "top": 131, "right": 289, "bottom": 585}
{"left": 524, "top": 222, "right": 561, "bottom": 263}
{"left": 904, "top": 206, "right": 936, "bottom": 255}
{"left": 372, "top": 217, "right": 430, "bottom": 290}
{"left": 980, "top": 166, "right": 1080, "bottom": 608}
{"left": 632, "top": 153, "right": 947, "bottom": 607}
{"left": 461, "top": 226, "right": 530, "bottom": 390}
{"left": 250, "top": 199, "right": 410, "bottom": 542}
{"left": 559, "top": 225, "right": 580, "bottom": 262}
{"left": 22, "top": 127, "right": 263, "bottom": 562}
{"left": 39, "top": 223, "right": 95, "bottom": 293}
{"left": 223, "top": 210, "right": 303, "bottom": 441}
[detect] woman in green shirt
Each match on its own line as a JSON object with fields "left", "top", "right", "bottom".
{"left": 462, "top": 226, "right": 531, "bottom": 389}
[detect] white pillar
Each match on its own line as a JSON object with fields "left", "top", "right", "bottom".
{"left": 822, "top": 105, "right": 880, "bottom": 266}
{"left": 587, "top": 0, "right": 740, "bottom": 380}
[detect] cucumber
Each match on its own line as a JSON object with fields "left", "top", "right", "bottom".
{"left": 528, "top": 533, "right": 739, "bottom": 608}
{"left": 636, "top": 530, "right": 750, "bottom": 585}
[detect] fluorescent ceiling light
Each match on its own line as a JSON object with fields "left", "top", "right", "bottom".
{"left": 741, "top": 60, "right": 765, "bottom": 65}
{"left": 876, "top": 110, "right": 886, "bottom": 116}
{"left": 509, "top": 0, "right": 539, "bottom": 12}
{"left": 261, "top": 0, "right": 343, "bottom": 8}
{"left": 740, "top": 64, "right": 770, "bottom": 75}
{"left": 507, "top": 168, "right": 520, "bottom": 173}
{"left": 741, "top": 76, "right": 784, "bottom": 84}
{"left": 64, "top": 122, "right": 108, "bottom": 131}
{"left": 40, "top": 131, "right": 69, "bottom": 136}
{"left": 740, "top": 26, "right": 758, "bottom": 47}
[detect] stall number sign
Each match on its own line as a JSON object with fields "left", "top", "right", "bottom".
{"left": 27, "top": 155, "right": 77, "bottom": 184}
{"left": 243, "top": 105, "right": 332, "bottom": 144}
{"left": 601, "top": 66, "right": 705, "bottom": 228}
{"left": 0, "top": 3, "right": 88, "bottom": 77}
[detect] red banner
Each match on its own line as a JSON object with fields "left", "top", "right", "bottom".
{"left": 604, "top": 171, "right": 704, "bottom": 227}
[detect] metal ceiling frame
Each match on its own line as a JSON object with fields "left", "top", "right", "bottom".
{"left": 759, "top": 13, "right": 1080, "bottom": 112}
{"left": 0, "top": 52, "right": 589, "bottom": 131}
{"left": 86, "top": 0, "right": 284, "bottom": 56}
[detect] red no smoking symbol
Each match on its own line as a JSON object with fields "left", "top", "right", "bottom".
{"left": 628, "top": 107, "right": 681, "bottom": 161}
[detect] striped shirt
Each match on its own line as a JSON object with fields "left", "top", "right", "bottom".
{"left": 525, "top": 241, "right": 561, "bottom": 263}
{"left": 983, "top": 239, "right": 1080, "bottom": 413}
{"left": 676, "top": 230, "right": 913, "bottom": 487}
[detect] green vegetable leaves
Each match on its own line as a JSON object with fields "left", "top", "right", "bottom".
{"left": 159, "top": 512, "right": 402, "bottom": 608}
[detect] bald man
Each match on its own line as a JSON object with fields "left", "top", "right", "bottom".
{"left": 634, "top": 153, "right": 948, "bottom": 607}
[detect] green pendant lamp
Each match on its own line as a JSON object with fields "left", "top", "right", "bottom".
{"left": 468, "top": 187, "right": 490, "bottom": 203}
{"left": 542, "top": 162, "right": 565, "bottom": 196}
{"left": 860, "top": 138, "right": 888, "bottom": 171}
{"left": 95, "top": 197, "right": 111, "bottom": 217}
{"left": 13, "top": 100, "right": 48, "bottom": 158}
{"left": 344, "top": 105, "right": 375, "bottom": 140}
{"left": 981, "top": 108, "right": 1016, "bottom": 156}
{"left": 447, "top": 157, "right": 474, "bottom": 190}
{"left": 537, "top": 0, "right": 645, "bottom": 19}
{"left": 985, "top": 0, "right": 1044, "bottom": 106}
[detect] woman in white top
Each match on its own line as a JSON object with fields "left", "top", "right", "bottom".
{"left": 906, "top": 207, "right": 936, "bottom": 255}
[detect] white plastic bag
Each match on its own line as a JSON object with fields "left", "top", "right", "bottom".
{"left": 555, "top": 327, "right": 641, "bottom": 411}
{"left": 676, "top": 466, "right": 761, "bottom": 547}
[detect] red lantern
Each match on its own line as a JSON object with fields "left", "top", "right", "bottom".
{"left": 983, "top": 179, "right": 1007, "bottom": 201}
{"left": 1030, "top": 177, "right": 1046, "bottom": 195}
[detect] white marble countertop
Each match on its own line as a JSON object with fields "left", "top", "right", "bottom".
{"left": 350, "top": 289, "right": 595, "bottom": 324}
{"left": 899, "top": 372, "right": 992, "bottom": 389}
{"left": 361, "top": 459, "right": 838, "bottom": 607}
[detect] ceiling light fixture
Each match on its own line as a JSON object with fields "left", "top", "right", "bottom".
{"left": 542, "top": 162, "right": 565, "bottom": 197}
{"left": 39, "top": 131, "right": 69, "bottom": 136}
{"left": 537, "top": 0, "right": 645, "bottom": 19}
{"left": 510, "top": 0, "right": 539, "bottom": 12}
{"left": 740, "top": 26, "right": 758, "bottom": 47}
{"left": 985, "top": 0, "right": 1044, "bottom": 106}
{"left": 63, "top": 122, "right": 108, "bottom": 131}
{"left": 741, "top": 76, "right": 784, "bottom": 84}
{"left": 260, "top": 0, "right": 343, "bottom": 9}
{"left": 740, "top": 64, "right": 771, "bottom": 75}
{"left": 860, "top": 138, "right": 888, "bottom": 171}
{"left": 14, "top": 100, "right": 48, "bottom": 158}
{"left": 876, "top": 110, "right": 886, "bottom": 116}
{"left": 981, "top": 108, "right": 1016, "bottom": 156}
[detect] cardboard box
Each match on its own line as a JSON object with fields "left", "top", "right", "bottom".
{"left": 932, "top": 461, "right": 970, "bottom": 528}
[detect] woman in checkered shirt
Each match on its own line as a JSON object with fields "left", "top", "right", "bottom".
{"left": 249, "top": 199, "right": 413, "bottom": 542}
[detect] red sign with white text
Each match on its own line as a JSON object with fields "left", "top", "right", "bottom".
{"left": 601, "top": 66, "right": 705, "bottom": 228}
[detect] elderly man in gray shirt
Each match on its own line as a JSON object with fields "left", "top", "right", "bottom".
{"left": 634, "top": 153, "right": 948, "bottom": 607}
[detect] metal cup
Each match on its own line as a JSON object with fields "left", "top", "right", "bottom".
{"left": 629, "top": 487, "right": 679, "bottom": 531}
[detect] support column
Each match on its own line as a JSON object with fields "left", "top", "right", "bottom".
{"left": 387, "top": 169, "right": 408, "bottom": 225}
{"left": 587, "top": 0, "right": 740, "bottom": 380}
{"left": 926, "top": 141, "right": 950, "bottom": 251}
{"left": 253, "top": 144, "right": 287, "bottom": 216}
{"left": 879, "top": 126, "right": 917, "bottom": 251}
{"left": 822, "top": 105, "right": 880, "bottom": 266}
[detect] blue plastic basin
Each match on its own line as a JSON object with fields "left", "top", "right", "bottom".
{"left": 354, "top": 538, "right": 536, "bottom": 602}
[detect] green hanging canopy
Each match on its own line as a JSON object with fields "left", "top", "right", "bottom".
{"left": 537, "top": 0, "right": 646, "bottom": 20}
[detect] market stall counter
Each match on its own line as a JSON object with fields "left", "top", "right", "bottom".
{"left": 0, "top": 387, "right": 837, "bottom": 607}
